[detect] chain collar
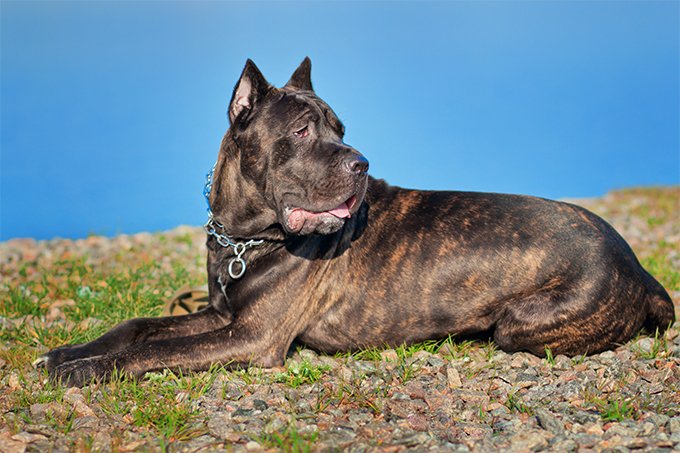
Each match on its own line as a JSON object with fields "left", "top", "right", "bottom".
{"left": 203, "top": 164, "right": 264, "bottom": 279}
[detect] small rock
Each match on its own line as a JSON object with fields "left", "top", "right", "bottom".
{"left": 573, "top": 433, "right": 599, "bottom": 448}
{"left": 245, "top": 440, "right": 263, "bottom": 451}
{"left": 29, "top": 403, "right": 51, "bottom": 419}
{"left": 122, "top": 440, "right": 146, "bottom": 450}
{"left": 515, "top": 373, "right": 538, "bottom": 389}
{"left": 553, "top": 355, "right": 572, "bottom": 369}
{"left": 264, "top": 417, "right": 286, "bottom": 434}
{"left": 339, "top": 365, "right": 354, "bottom": 381}
{"left": 91, "top": 431, "right": 112, "bottom": 451}
{"left": 535, "top": 409, "right": 564, "bottom": 435}
{"left": 632, "top": 337, "right": 655, "bottom": 355}
{"left": 253, "top": 399, "right": 268, "bottom": 411}
{"left": 598, "top": 350, "right": 616, "bottom": 360}
{"left": 551, "top": 437, "right": 577, "bottom": 451}
{"left": 0, "top": 434, "right": 26, "bottom": 453}
{"left": 73, "top": 416, "right": 99, "bottom": 430}
{"left": 207, "top": 413, "right": 233, "bottom": 440}
{"left": 640, "top": 421, "right": 656, "bottom": 436}
{"left": 494, "top": 419, "right": 520, "bottom": 433}
{"left": 64, "top": 390, "right": 96, "bottom": 417}
{"left": 407, "top": 414, "right": 429, "bottom": 432}
{"left": 604, "top": 423, "right": 630, "bottom": 439}
{"left": 232, "top": 408, "right": 253, "bottom": 417}
{"left": 446, "top": 366, "right": 462, "bottom": 388}
{"left": 644, "top": 413, "right": 669, "bottom": 428}
{"left": 668, "top": 416, "right": 680, "bottom": 435}
{"left": 509, "top": 430, "right": 549, "bottom": 452}
{"left": 457, "top": 422, "right": 492, "bottom": 439}
{"left": 584, "top": 422, "right": 604, "bottom": 435}
{"left": 427, "top": 356, "right": 446, "bottom": 367}
{"left": 394, "top": 432, "right": 431, "bottom": 446}
{"left": 623, "top": 437, "right": 648, "bottom": 449}
{"left": 11, "top": 432, "right": 47, "bottom": 444}
{"left": 8, "top": 372, "right": 21, "bottom": 390}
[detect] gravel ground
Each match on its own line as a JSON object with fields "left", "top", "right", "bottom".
{"left": 1, "top": 187, "right": 678, "bottom": 452}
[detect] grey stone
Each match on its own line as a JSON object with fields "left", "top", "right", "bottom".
{"left": 535, "top": 409, "right": 564, "bottom": 435}
{"left": 645, "top": 413, "right": 669, "bottom": 428}
{"left": 550, "top": 437, "right": 578, "bottom": 452}
{"left": 598, "top": 350, "right": 617, "bottom": 360}
{"left": 394, "top": 432, "right": 432, "bottom": 447}
{"left": 252, "top": 399, "right": 268, "bottom": 411}
{"left": 427, "top": 356, "right": 446, "bottom": 368}
{"left": 232, "top": 407, "right": 254, "bottom": 417}
{"left": 91, "top": 430, "right": 112, "bottom": 452}
{"left": 494, "top": 419, "right": 520, "bottom": 433}
{"left": 509, "top": 430, "right": 549, "bottom": 452}
{"left": 572, "top": 411, "right": 599, "bottom": 425}
{"left": 207, "top": 413, "right": 233, "bottom": 440}
{"left": 633, "top": 337, "right": 655, "bottom": 355}
{"left": 72, "top": 416, "right": 99, "bottom": 430}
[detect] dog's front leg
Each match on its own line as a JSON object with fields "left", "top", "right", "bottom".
{"left": 51, "top": 316, "right": 292, "bottom": 387}
{"left": 36, "top": 305, "right": 232, "bottom": 373}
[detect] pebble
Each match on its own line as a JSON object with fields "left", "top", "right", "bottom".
{"left": 535, "top": 409, "right": 565, "bottom": 435}
{"left": 446, "top": 366, "right": 462, "bottom": 388}
{"left": 11, "top": 432, "right": 47, "bottom": 444}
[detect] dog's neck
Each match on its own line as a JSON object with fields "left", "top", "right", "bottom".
{"left": 207, "top": 132, "right": 285, "bottom": 242}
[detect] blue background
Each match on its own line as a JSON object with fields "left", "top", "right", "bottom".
{"left": 2, "top": 1, "right": 678, "bottom": 240}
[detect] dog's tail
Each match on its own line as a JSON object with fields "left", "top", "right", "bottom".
{"left": 642, "top": 272, "right": 676, "bottom": 334}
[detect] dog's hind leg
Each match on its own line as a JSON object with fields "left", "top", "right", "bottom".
{"left": 492, "top": 278, "right": 649, "bottom": 357}
{"left": 35, "top": 306, "right": 232, "bottom": 373}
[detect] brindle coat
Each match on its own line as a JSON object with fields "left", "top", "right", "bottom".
{"left": 38, "top": 58, "right": 675, "bottom": 386}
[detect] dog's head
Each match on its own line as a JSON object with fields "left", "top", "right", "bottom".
{"left": 211, "top": 58, "right": 369, "bottom": 238}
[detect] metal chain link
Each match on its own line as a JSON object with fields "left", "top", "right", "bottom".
{"left": 203, "top": 164, "right": 264, "bottom": 279}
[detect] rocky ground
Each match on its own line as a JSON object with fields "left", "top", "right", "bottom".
{"left": 0, "top": 186, "right": 678, "bottom": 452}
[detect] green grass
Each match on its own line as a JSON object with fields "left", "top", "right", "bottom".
{"left": 544, "top": 346, "right": 555, "bottom": 366}
{"left": 0, "top": 238, "right": 207, "bottom": 446}
{"left": 339, "top": 336, "right": 491, "bottom": 364}
{"left": 593, "top": 397, "right": 638, "bottom": 422}
{"left": 0, "top": 257, "right": 202, "bottom": 368}
{"left": 630, "top": 329, "right": 669, "bottom": 359}
{"left": 94, "top": 367, "right": 218, "bottom": 442}
{"left": 641, "top": 245, "right": 680, "bottom": 293}
{"left": 505, "top": 391, "right": 533, "bottom": 415}
{"left": 274, "top": 358, "right": 331, "bottom": 388}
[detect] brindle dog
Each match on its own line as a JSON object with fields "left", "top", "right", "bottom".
{"left": 38, "top": 58, "right": 675, "bottom": 386}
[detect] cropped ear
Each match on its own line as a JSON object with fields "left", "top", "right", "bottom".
{"left": 284, "top": 57, "right": 313, "bottom": 92}
{"left": 228, "top": 59, "right": 271, "bottom": 125}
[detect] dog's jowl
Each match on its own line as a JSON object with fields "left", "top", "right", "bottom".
{"left": 38, "top": 58, "right": 675, "bottom": 386}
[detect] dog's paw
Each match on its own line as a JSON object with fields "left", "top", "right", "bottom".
{"left": 34, "top": 344, "right": 84, "bottom": 373}
{"left": 51, "top": 356, "right": 114, "bottom": 387}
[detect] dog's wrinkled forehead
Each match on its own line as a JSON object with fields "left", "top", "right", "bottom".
{"left": 264, "top": 90, "right": 345, "bottom": 134}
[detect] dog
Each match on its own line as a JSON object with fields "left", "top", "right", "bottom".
{"left": 38, "top": 58, "right": 675, "bottom": 386}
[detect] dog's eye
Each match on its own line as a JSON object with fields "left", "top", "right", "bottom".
{"left": 293, "top": 126, "right": 309, "bottom": 138}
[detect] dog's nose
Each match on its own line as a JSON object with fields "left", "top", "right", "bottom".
{"left": 344, "top": 155, "right": 369, "bottom": 174}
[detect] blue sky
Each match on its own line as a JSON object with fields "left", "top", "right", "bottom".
{"left": 2, "top": 1, "right": 678, "bottom": 240}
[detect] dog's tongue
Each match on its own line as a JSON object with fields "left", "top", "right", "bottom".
{"left": 326, "top": 201, "right": 351, "bottom": 219}
{"left": 288, "top": 201, "right": 352, "bottom": 231}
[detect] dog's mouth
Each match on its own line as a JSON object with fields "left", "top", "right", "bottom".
{"left": 285, "top": 195, "right": 358, "bottom": 234}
